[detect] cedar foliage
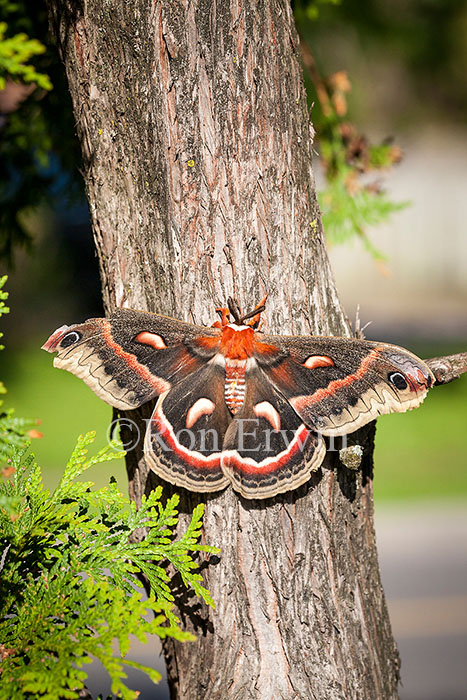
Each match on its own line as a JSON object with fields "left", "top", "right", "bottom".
{"left": 0, "top": 434, "right": 219, "bottom": 699}
{"left": 0, "top": 18, "right": 52, "bottom": 90}
{"left": 0, "top": 276, "right": 36, "bottom": 460}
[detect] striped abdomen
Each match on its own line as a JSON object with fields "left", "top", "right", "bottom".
{"left": 225, "top": 359, "right": 246, "bottom": 414}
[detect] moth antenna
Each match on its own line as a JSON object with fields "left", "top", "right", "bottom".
{"left": 354, "top": 304, "right": 372, "bottom": 339}
{"left": 360, "top": 320, "right": 373, "bottom": 337}
{"left": 227, "top": 297, "right": 242, "bottom": 324}
{"left": 241, "top": 295, "right": 268, "bottom": 326}
{"left": 241, "top": 304, "right": 266, "bottom": 324}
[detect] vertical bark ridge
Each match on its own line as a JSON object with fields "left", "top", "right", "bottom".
{"left": 48, "top": 1, "right": 400, "bottom": 698}
{"left": 50, "top": 0, "right": 346, "bottom": 333}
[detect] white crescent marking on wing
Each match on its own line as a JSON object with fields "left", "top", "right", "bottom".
{"left": 253, "top": 401, "right": 281, "bottom": 431}
{"left": 135, "top": 331, "right": 167, "bottom": 349}
{"left": 303, "top": 354, "right": 334, "bottom": 369}
{"left": 185, "top": 397, "right": 216, "bottom": 429}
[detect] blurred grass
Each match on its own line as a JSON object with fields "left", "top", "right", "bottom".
{"left": 1, "top": 341, "right": 466, "bottom": 501}
{"left": 1, "top": 342, "right": 127, "bottom": 492}
{"left": 373, "top": 375, "right": 467, "bottom": 501}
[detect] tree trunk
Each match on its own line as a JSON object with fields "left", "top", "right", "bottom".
{"left": 49, "top": 2, "right": 400, "bottom": 698}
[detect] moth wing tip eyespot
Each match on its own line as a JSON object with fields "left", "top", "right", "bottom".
{"left": 41, "top": 325, "right": 72, "bottom": 352}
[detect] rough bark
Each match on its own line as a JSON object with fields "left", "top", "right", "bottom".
{"left": 426, "top": 352, "right": 467, "bottom": 385}
{"left": 48, "top": 2, "right": 400, "bottom": 699}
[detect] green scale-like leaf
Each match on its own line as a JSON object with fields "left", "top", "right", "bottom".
{"left": 0, "top": 433, "right": 219, "bottom": 699}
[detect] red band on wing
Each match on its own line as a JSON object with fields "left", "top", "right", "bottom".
{"left": 151, "top": 402, "right": 222, "bottom": 470}
{"left": 192, "top": 335, "right": 222, "bottom": 350}
{"left": 222, "top": 424, "right": 311, "bottom": 476}
{"left": 291, "top": 348, "right": 383, "bottom": 411}
{"left": 253, "top": 339, "right": 284, "bottom": 357}
{"left": 102, "top": 320, "right": 170, "bottom": 395}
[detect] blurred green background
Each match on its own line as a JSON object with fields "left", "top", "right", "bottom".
{"left": 0, "top": 0, "right": 466, "bottom": 501}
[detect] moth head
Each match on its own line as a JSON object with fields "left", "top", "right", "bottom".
{"left": 214, "top": 296, "right": 268, "bottom": 329}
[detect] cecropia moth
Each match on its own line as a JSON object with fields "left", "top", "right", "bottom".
{"left": 42, "top": 298, "right": 434, "bottom": 499}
